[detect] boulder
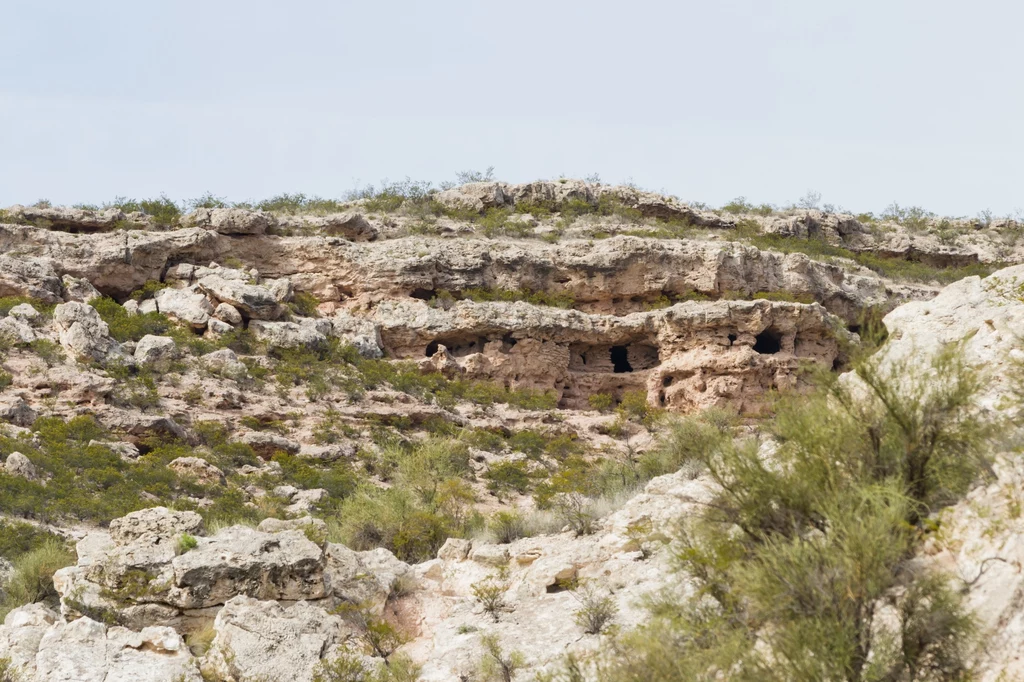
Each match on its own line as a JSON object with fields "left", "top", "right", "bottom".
{"left": 185, "top": 208, "right": 273, "bottom": 235}
{"left": 200, "top": 596, "right": 348, "bottom": 682}
{"left": 6, "top": 205, "right": 130, "bottom": 231}
{"left": 168, "top": 457, "right": 225, "bottom": 486}
{"left": 213, "top": 302, "right": 243, "bottom": 325}
{"left": 154, "top": 287, "right": 214, "bottom": 329}
{"left": 61, "top": 274, "right": 102, "bottom": 303}
{"left": 8, "top": 611, "right": 203, "bottom": 682}
{"left": 435, "top": 182, "right": 509, "bottom": 213}
{"left": 168, "top": 526, "right": 326, "bottom": 608}
{"left": 239, "top": 431, "right": 301, "bottom": 458}
{"left": 88, "top": 440, "right": 141, "bottom": 461}
{"left": 0, "top": 396, "right": 38, "bottom": 427}
{"left": 133, "top": 335, "right": 178, "bottom": 370}
{"left": 249, "top": 318, "right": 331, "bottom": 350}
{"left": 306, "top": 212, "right": 377, "bottom": 241}
{"left": 200, "top": 348, "right": 248, "bottom": 380}
{"left": 507, "top": 179, "right": 594, "bottom": 210}
{"left": 108, "top": 507, "right": 204, "bottom": 547}
{"left": 205, "top": 318, "right": 234, "bottom": 336}
{"left": 198, "top": 275, "right": 284, "bottom": 320}
{"left": 330, "top": 310, "right": 383, "bottom": 358}
{"left": 8, "top": 303, "right": 41, "bottom": 323}
{"left": 297, "top": 442, "right": 357, "bottom": 462}
{"left": 52, "top": 301, "right": 129, "bottom": 365}
{"left": 5, "top": 452, "right": 39, "bottom": 481}
{"left": 0, "top": 316, "right": 38, "bottom": 344}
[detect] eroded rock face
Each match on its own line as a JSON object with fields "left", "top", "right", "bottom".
{"left": 376, "top": 297, "right": 845, "bottom": 414}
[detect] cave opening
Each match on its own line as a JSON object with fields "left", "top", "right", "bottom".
{"left": 425, "top": 341, "right": 439, "bottom": 357}
{"left": 610, "top": 346, "right": 633, "bottom": 373}
{"left": 753, "top": 329, "right": 782, "bottom": 355}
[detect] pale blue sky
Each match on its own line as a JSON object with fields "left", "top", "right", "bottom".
{"left": 2, "top": 1, "right": 1021, "bottom": 216}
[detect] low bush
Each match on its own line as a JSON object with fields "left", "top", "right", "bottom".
{"left": 110, "top": 195, "right": 181, "bottom": 226}
{"left": 90, "top": 297, "right": 173, "bottom": 343}
{"left": 0, "top": 539, "right": 75, "bottom": 617}
{"left": 600, "top": 345, "right": 988, "bottom": 681}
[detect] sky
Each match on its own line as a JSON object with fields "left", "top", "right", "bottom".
{"left": 2, "top": 1, "right": 1022, "bottom": 216}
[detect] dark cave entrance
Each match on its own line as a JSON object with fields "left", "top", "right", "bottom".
{"left": 610, "top": 346, "right": 633, "bottom": 373}
{"left": 753, "top": 329, "right": 782, "bottom": 355}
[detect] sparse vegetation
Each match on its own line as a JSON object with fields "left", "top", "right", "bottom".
{"left": 600, "top": 345, "right": 988, "bottom": 681}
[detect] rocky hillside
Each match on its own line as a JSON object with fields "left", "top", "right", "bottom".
{"left": 0, "top": 180, "right": 1021, "bottom": 681}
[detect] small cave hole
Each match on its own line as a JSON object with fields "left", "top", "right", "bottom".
{"left": 847, "top": 324, "right": 861, "bottom": 334}
{"left": 662, "top": 375, "right": 673, "bottom": 387}
{"left": 610, "top": 346, "right": 632, "bottom": 373}
{"left": 546, "top": 582, "right": 569, "bottom": 594}
{"left": 425, "top": 341, "right": 439, "bottom": 357}
{"left": 753, "top": 329, "right": 782, "bottom": 355}
{"left": 410, "top": 288, "right": 436, "bottom": 301}
{"left": 502, "top": 334, "right": 518, "bottom": 350}
{"left": 727, "top": 333, "right": 737, "bottom": 345}
{"left": 658, "top": 391, "right": 666, "bottom": 407}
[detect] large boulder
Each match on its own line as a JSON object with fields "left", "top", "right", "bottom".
{"left": 154, "top": 287, "right": 214, "bottom": 329}
{"left": 52, "top": 301, "right": 130, "bottom": 365}
{"left": 133, "top": 335, "right": 178, "bottom": 370}
{"left": 198, "top": 275, "right": 284, "bottom": 320}
{"left": 330, "top": 310, "right": 383, "bottom": 358}
{"left": 435, "top": 182, "right": 509, "bottom": 213}
{"left": 4, "top": 452, "right": 39, "bottom": 481}
{"left": 200, "top": 348, "right": 248, "bottom": 380}
{"left": 200, "top": 596, "right": 349, "bottom": 682}
{"left": 249, "top": 318, "right": 332, "bottom": 350}
{"left": 185, "top": 208, "right": 273, "bottom": 236}
{"left": 61, "top": 274, "right": 102, "bottom": 303}
{"left": 0, "top": 256, "right": 63, "bottom": 303}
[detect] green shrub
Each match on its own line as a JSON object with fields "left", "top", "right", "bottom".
{"left": 28, "top": 339, "right": 65, "bottom": 366}
{"left": 0, "top": 297, "right": 55, "bottom": 318}
{"left": 0, "top": 371, "right": 11, "bottom": 390}
{"left": 588, "top": 393, "right": 615, "bottom": 412}
{"left": 111, "top": 195, "right": 181, "bottom": 226}
{"left": 176, "top": 533, "right": 198, "bottom": 554}
{"left": 571, "top": 582, "right": 617, "bottom": 634}
{"left": 0, "top": 520, "right": 64, "bottom": 562}
{"left": 600, "top": 345, "right": 987, "bottom": 681}
{"left": 0, "top": 539, "right": 75, "bottom": 617}
{"left": 187, "top": 192, "right": 229, "bottom": 210}
{"left": 90, "top": 297, "right": 172, "bottom": 342}
{"left": 288, "top": 291, "right": 321, "bottom": 317}
{"left": 478, "top": 634, "right": 524, "bottom": 682}
{"left": 472, "top": 576, "right": 508, "bottom": 621}
{"left": 489, "top": 511, "right": 527, "bottom": 544}
{"left": 484, "top": 461, "right": 534, "bottom": 499}
{"left": 128, "top": 280, "right": 169, "bottom": 301}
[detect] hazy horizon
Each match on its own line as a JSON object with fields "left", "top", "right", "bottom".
{"left": 3, "top": 1, "right": 1021, "bottom": 217}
